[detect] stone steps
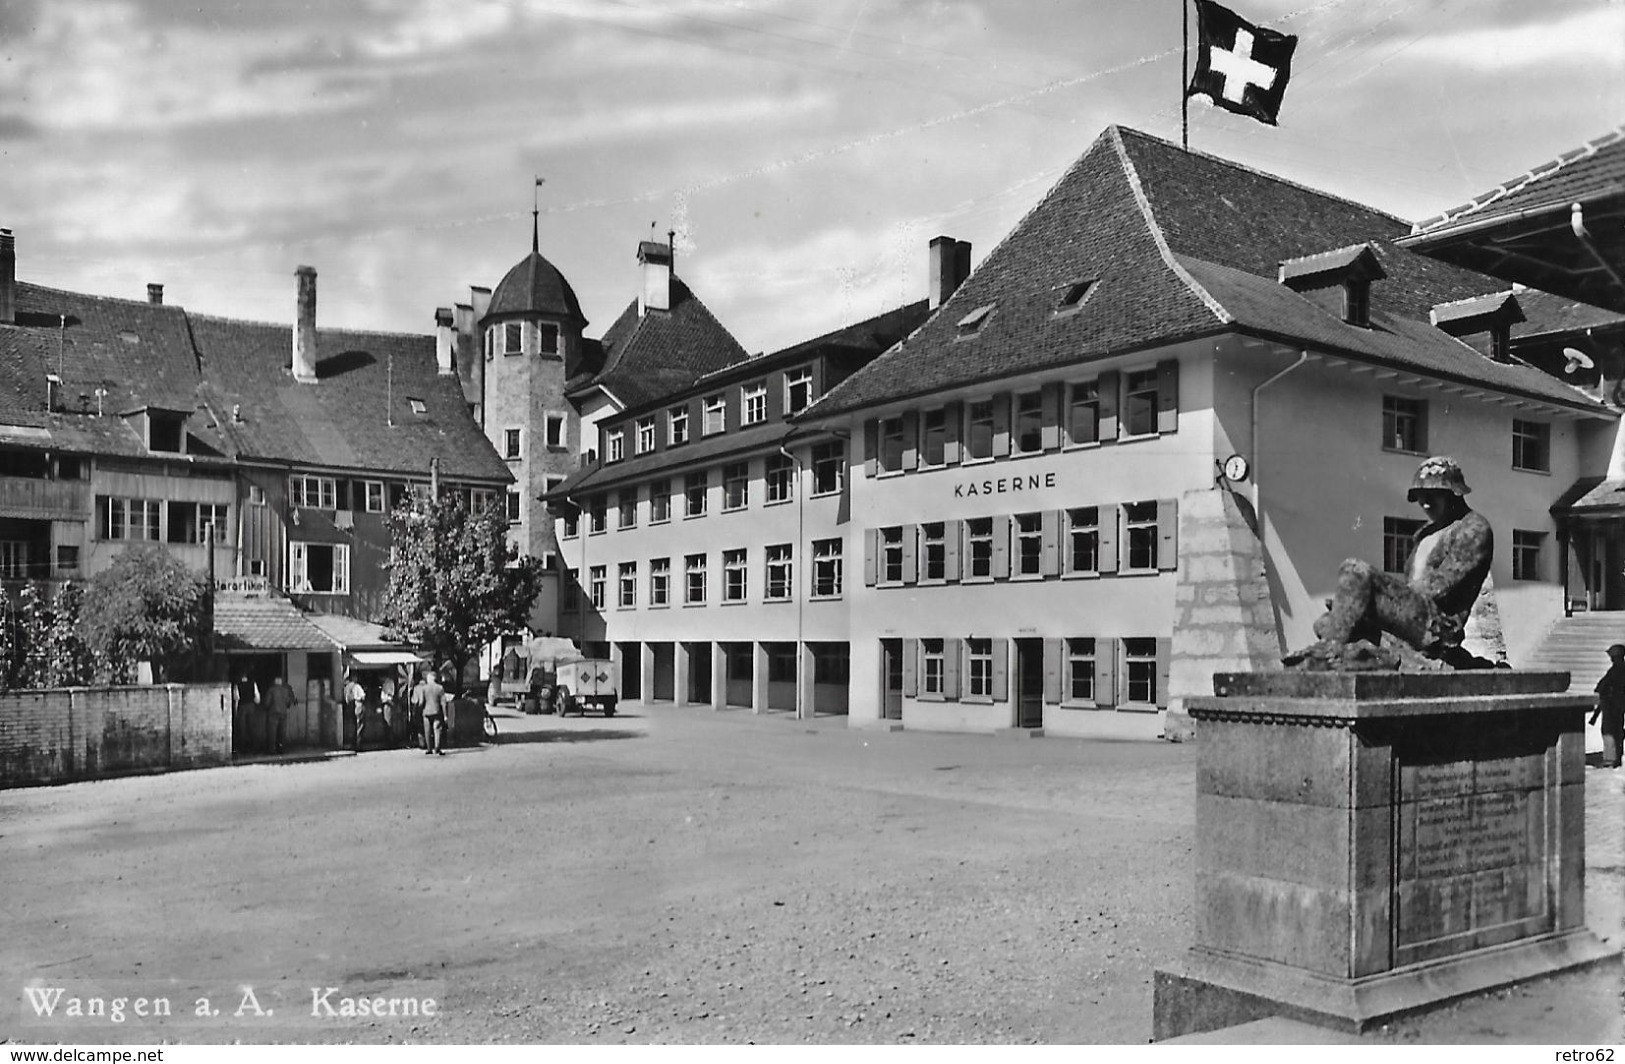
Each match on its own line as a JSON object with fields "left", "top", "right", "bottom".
{"left": 1524, "top": 613, "right": 1625, "bottom": 695}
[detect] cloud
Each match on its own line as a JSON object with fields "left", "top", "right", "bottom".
{"left": 1387, "top": 5, "right": 1625, "bottom": 70}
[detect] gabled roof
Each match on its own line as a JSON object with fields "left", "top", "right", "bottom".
{"left": 808, "top": 126, "right": 1608, "bottom": 419}
{"left": 1410, "top": 127, "right": 1625, "bottom": 237}
{"left": 214, "top": 591, "right": 339, "bottom": 652}
{"left": 189, "top": 314, "right": 511, "bottom": 482}
{"left": 569, "top": 278, "right": 748, "bottom": 410}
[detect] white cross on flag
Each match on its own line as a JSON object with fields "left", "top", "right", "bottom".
{"left": 1187, "top": 0, "right": 1298, "bottom": 126}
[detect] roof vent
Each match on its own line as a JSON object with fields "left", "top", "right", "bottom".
{"left": 956, "top": 303, "right": 995, "bottom": 338}
{"left": 1278, "top": 243, "right": 1386, "bottom": 328}
{"left": 1430, "top": 291, "right": 1525, "bottom": 363}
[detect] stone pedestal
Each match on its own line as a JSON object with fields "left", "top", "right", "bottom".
{"left": 1153, "top": 670, "right": 1615, "bottom": 1039}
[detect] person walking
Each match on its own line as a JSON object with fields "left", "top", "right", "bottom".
{"left": 233, "top": 673, "right": 259, "bottom": 755}
{"left": 1592, "top": 644, "right": 1625, "bottom": 769}
{"left": 264, "top": 675, "right": 297, "bottom": 755}
{"left": 413, "top": 668, "right": 448, "bottom": 756}
{"left": 344, "top": 671, "right": 368, "bottom": 753}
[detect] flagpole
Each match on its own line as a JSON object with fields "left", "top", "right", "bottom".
{"left": 1181, "top": 0, "right": 1190, "bottom": 151}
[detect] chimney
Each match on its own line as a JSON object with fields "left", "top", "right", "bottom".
{"left": 0, "top": 229, "right": 15, "bottom": 325}
{"left": 435, "top": 307, "right": 455, "bottom": 376}
{"left": 928, "top": 236, "right": 971, "bottom": 310}
{"left": 146, "top": 283, "right": 164, "bottom": 305}
{"left": 637, "top": 240, "right": 672, "bottom": 316}
{"left": 292, "top": 265, "right": 318, "bottom": 383}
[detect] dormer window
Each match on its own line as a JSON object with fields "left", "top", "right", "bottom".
{"left": 1429, "top": 292, "right": 1524, "bottom": 364}
{"left": 148, "top": 412, "right": 184, "bottom": 453}
{"left": 606, "top": 428, "right": 625, "bottom": 463}
{"left": 957, "top": 304, "right": 995, "bottom": 338}
{"left": 1278, "top": 244, "right": 1385, "bottom": 328}
{"left": 1055, "top": 280, "right": 1096, "bottom": 315}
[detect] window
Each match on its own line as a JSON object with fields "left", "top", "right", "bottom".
{"left": 1512, "top": 530, "right": 1544, "bottom": 581}
{"left": 723, "top": 462, "right": 749, "bottom": 511}
{"left": 765, "top": 544, "right": 792, "bottom": 600}
{"left": 1123, "top": 501, "right": 1159, "bottom": 571}
{"left": 248, "top": 484, "right": 266, "bottom": 506}
{"left": 1123, "top": 370, "right": 1159, "bottom": 437}
{"left": 742, "top": 382, "right": 767, "bottom": 426}
{"left": 364, "top": 481, "right": 385, "bottom": 513}
{"left": 812, "top": 442, "right": 844, "bottom": 496}
{"left": 1014, "top": 391, "right": 1044, "bottom": 454}
{"left": 484, "top": 327, "right": 495, "bottom": 360}
{"left": 785, "top": 366, "right": 814, "bottom": 415}
{"left": 290, "top": 475, "right": 337, "bottom": 510}
{"left": 703, "top": 394, "right": 726, "bottom": 435}
{"left": 55, "top": 545, "right": 79, "bottom": 576}
{"left": 617, "top": 490, "right": 637, "bottom": 529}
{"left": 967, "top": 638, "right": 994, "bottom": 697}
{"left": 506, "top": 490, "right": 521, "bottom": 523}
{"left": 1014, "top": 512, "right": 1043, "bottom": 576}
{"left": 1056, "top": 279, "right": 1095, "bottom": 313}
{"left": 685, "top": 553, "right": 707, "bottom": 604}
{"left": 534, "top": 322, "right": 559, "bottom": 356}
{"left": 921, "top": 522, "right": 946, "bottom": 581}
{"left": 957, "top": 304, "right": 994, "bottom": 337}
{"left": 166, "top": 502, "right": 228, "bottom": 545}
{"left": 685, "top": 471, "right": 708, "bottom": 517}
{"left": 766, "top": 452, "right": 795, "bottom": 503}
{"left": 921, "top": 639, "right": 945, "bottom": 696}
{"left": 0, "top": 541, "right": 28, "bottom": 579}
{"left": 966, "top": 400, "right": 995, "bottom": 460}
{"left": 589, "top": 496, "right": 607, "bottom": 534}
{"left": 1513, "top": 420, "right": 1550, "bottom": 473}
{"left": 618, "top": 562, "right": 637, "bottom": 608}
{"left": 1067, "top": 507, "right": 1099, "bottom": 574}
{"left": 636, "top": 417, "right": 656, "bottom": 455}
{"left": 289, "top": 542, "right": 350, "bottom": 594}
{"left": 589, "top": 565, "right": 606, "bottom": 610}
{"left": 668, "top": 406, "right": 689, "bottom": 446}
{"left": 561, "top": 574, "right": 578, "bottom": 612}
{"left": 1383, "top": 396, "right": 1427, "bottom": 453}
{"left": 878, "top": 416, "right": 906, "bottom": 474}
{"left": 606, "top": 428, "right": 625, "bottom": 463}
{"left": 921, "top": 408, "right": 947, "bottom": 467}
{"left": 1383, "top": 517, "right": 1424, "bottom": 574}
{"left": 503, "top": 428, "right": 522, "bottom": 459}
{"left": 650, "top": 479, "right": 672, "bottom": 523}
{"left": 545, "top": 413, "right": 567, "bottom": 450}
{"left": 1067, "top": 638, "right": 1096, "bottom": 702}
{"left": 966, "top": 517, "right": 994, "bottom": 579}
{"left": 134, "top": 500, "right": 164, "bottom": 541}
{"left": 149, "top": 414, "right": 183, "bottom": 453}
{"left": 1124, "top": 638, "right": 1157, "bottom": 705}
{"left": 561, "top": 509, "right": 579, "bottom": 539}
{"left": 469, "top": 489, "right": 497, "bottom": 516}
{"left": 544, "top": 474, "right": 566, "bottom": 497}
{"left": 1068, "top": 381, "right": 1099, "bottom": 446}
{"left": 98, "top": 496, "right": 162, "bottom": 541}
{"left": 650, "top": 557, "right": 671, "bottom": 606}
{"left": 812, "top": 538, "right": 843, "bottom": 597}
{"left": 880, "top": 526, "right": 904, "bottom": 583}
{"left": 504, "top": 322, "right": 523, "bottom": 355}
{"left": 723, "top": 548, "right": 747, "bottom": 602}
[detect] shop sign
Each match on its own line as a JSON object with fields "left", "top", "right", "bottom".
{"left": 953, "top": 471, "right": 1057, "bottom": 498}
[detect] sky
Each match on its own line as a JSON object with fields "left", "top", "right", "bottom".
{"left": 0, "top": 0, "right": 1621, "bottom": 357}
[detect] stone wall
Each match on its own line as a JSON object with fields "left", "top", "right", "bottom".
{"left": 0, "top": 684, "right": 231, "bottom": 788}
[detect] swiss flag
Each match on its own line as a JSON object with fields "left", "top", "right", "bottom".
{"left": 1186, "top": 0, "right": 1299, "bottom": 126}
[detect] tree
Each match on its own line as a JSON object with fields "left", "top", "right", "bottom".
{"left": 12, "top": 581, "right": 51, "bottom": 689}
{"left": 380, "top": 490, "right": 543, "bottom": 691}
{"left": 46, "top": 580, "right": 95, "bottom": 687}
{"left": 79, "top": 544, "right": 211, "bottom": 683}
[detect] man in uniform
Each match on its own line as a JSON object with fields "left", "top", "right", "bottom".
{"left": 263, "top": 675, "right": 297, "bottom": 754}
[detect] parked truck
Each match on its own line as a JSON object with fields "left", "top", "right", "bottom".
{"left": 554, "top": 657, "right": 620, "bottom": 717}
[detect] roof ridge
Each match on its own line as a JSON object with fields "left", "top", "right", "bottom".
{"left": 16, "top": 279, "right": 186, "bottom": 311}
{"left": 1110, "top": 127, "right": 1231, "bottom": 325}
{"left": 1412, "top": 124, "right": 1625, "bottom": 234}
{"left": 190, "top": 310, "right": 430, "bottom": 341}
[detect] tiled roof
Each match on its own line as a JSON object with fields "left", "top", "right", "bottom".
{"left": 543, "top": 420, "right": 807, "bottom": 500}
{"left": 809, "top": 126, "right": 1609, "bottom": 418}
{"left": 1411, "top": 127, "right": 1625, "bottom": 236}
{"left": 485, "top": 249, "right": 587, "bottom": 326}
{"left": 1512, "top": 289, "right": 1625, "bottom": 340}
{"left": 305, "top": 612, "right": 401, "bottom": 650}
{"left": 575, "top": 279, "right": 748, "bottom": 410}
{"left": 214, "top": 591, "right": 339, "bottom": 651}
{"left": 189, "top": 314, "right": 511, "bottom": 482}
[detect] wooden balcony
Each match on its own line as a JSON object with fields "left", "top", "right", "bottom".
{"left": 0, "top": 477, "right": 90, "bottom": 520}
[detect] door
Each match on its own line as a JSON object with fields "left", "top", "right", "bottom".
{"left": 1015, "top": 638, "right": 1044, "bottom": 729}
{"left": 880, "top": 639, "right": 903, "bottom": 720}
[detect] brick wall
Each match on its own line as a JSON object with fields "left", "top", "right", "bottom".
{"left": 0, "top": 683, "right": 231, "bottom": 788}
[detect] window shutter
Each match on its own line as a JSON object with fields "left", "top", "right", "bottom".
{"left": 992, "top": 395, "right": 1011, "bottom": 457}
{"left": 1041, "top": 509, "right": 1061, "bottom": 577}
{"left": 902, "top": 411, "right": 919, "bottom": 471}
{"left": 1158, "top": 498, "right": 1179, "bottom": 571}
{"left": 1098, "top": 370, "right": 1120, "bottom": 441}
{"left": 335, "top": 545, "right": 350, "bottom": 594}
{"left": 1157, "top": 359, "right": 1179, "bottom": 434}
{"left": 1096, "top": 637, "right": 1119, "bottom": 707}
{"left": 991, "top": 638, "right": 1008, "bottom": 701}
{"left": 1043, "top": 638, "right": 1063, "bottom": 704}
{"left": 1155, "top": 636, "right": 1173, "bottom": 708}
{"left": 991, "top": 513, "right": 1011, "bottom": 579}
{"left": 864, "top": 528, "right": 878, "bottom": 586}
{"left": 1040, "top": 382, "right": 1063, "bottom": 451}
{"left": 863, "top": 420, "right": 878, "bottom": 478}
{"left": 944, "top": 518, "right": 961, "bottom": 582}
{"left": 902, "top": 525, "right": 918, "bottom": 585}
{"left": 289, "top": 542, "right": 307, "bottom": 592}
{"left": 944, "top": 638, "right": 962, "bottom": 699}
{"left": 902, "top": 638, "right": 918, "bottom": 698}
{"left": 944, "top": 401, "right": 962, "bottom": 465}
{"left": 1098, "top": 503, "right": 1119, "bottom": 574}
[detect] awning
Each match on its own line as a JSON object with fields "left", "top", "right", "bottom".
{"left": 349, "top": 650, "right": 426, "bottom": 666}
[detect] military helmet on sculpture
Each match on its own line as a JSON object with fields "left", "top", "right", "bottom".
{"left": 1407, "top": 456, "right": 1472, "bottom": 501}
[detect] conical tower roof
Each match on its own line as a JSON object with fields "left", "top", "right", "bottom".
{"left": 485, "top": 249, "right": 587, "bottom": 327}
